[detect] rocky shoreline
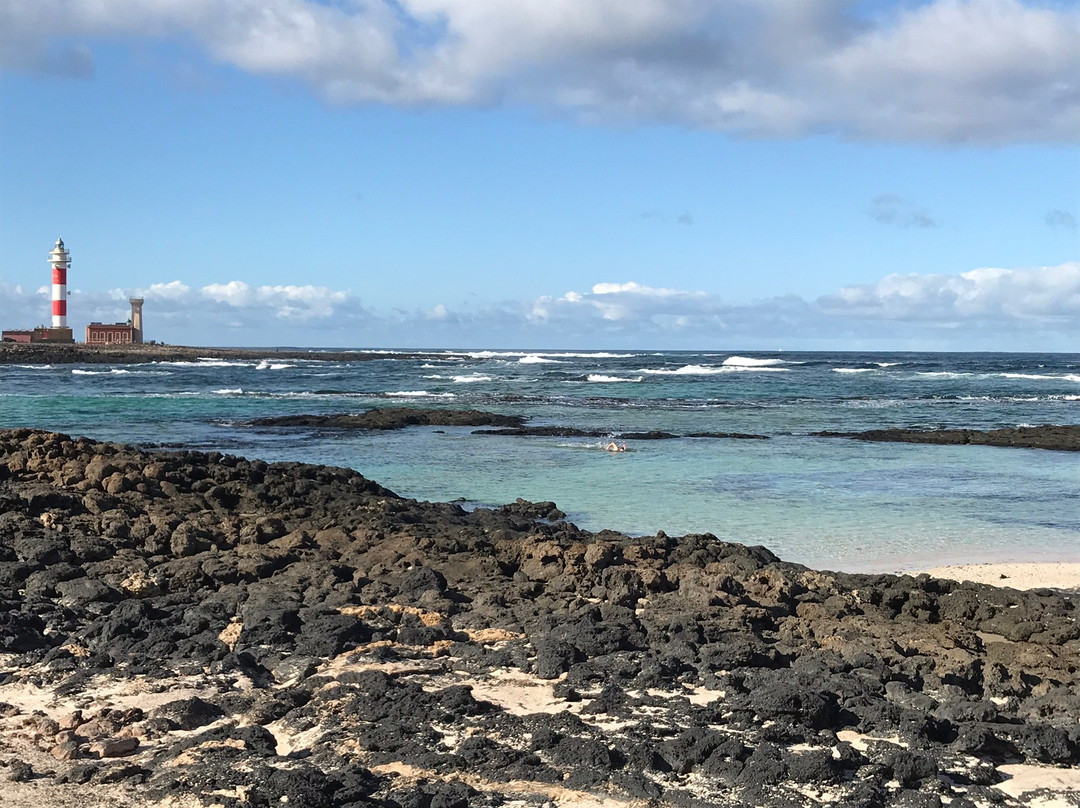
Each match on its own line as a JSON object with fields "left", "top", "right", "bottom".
{"left": 1, "top": 429, "right": 1079, "bottom": 807}
{"left": 0, "top": 343, "right": 440, "bottom": 365}
{"left": 814, "top": 425, "right": 1080, "bottom": 452}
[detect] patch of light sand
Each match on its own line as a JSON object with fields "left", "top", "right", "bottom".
{"left": 0, "top": 672, "right": 214, "bottom": 719}
{"left": 265, "top": 718, "right": 326, "bottom": 757}
{"left": 0, "top": 781, "right": 199, "bottom": 808}
{"left": 835, "top": 730, "right": 906, "bottom": 752}
{"left": 643, "top": 685, "right": 725, "bottom": 705}
{"left": 454, "top": 669, "right": 568, "bottom": 716}
{"left": 995, "top": 763, "right": 1080, "bottom": 800}
{"left": 917, "top": 562, "right": 1080, "bottom": 591}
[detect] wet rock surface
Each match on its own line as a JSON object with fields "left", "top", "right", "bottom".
{"left": 248, "top": 409, "right": 526, "bottom": 430}
{"left": 249, "top": 415, "right": 768, "bottom": 440}
{"left": 475, "top": 426, "right": 769, "bottom": 440}
{"left": 814, "top": 424, "right": 1080, "bottom": 451}
{"left": 0, "top": 427, "right": 1078, "bottom": 806}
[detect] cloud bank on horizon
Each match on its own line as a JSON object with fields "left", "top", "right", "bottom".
{"left": 2, "top": 0, "right": 1077, "bottom": 144}
{"left": 3, "top": 262, "right": 1077, "bottom": 349}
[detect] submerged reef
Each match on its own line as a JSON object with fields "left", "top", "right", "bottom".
{"left": 0, "top": 428, "right": 1078, "bottom": 806}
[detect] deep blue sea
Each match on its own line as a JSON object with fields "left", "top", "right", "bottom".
{"left": 2, "top": 350, "right": 1078, "bottom": 572}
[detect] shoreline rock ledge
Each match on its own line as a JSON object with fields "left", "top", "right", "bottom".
{"left": 814, "top": 424, "right": 1080, "bottom": 451}
{"left": 1, "top": 428, "right": 1079, "bottom": 807}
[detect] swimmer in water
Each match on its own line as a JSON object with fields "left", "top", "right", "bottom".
{"left": 605, "top": 441, "right": 627, "bottom": 452}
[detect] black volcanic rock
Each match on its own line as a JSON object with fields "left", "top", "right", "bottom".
{"left": 0, "top": 342, "right": 443, "bottom": 366}
{"left": 474, "top": 426, "right": 769, "bottom": 440}
{"left": 248, "top": 408, "right": 526, "bottom": 430}
{"left": 473, "top": 426, "right": 605, "bottom": 437}
{"left": 814, "top": 424, "right": 1080, "bottom": 451}
{"left": 0, "top": 427, "right": 1078, "bottom": 807}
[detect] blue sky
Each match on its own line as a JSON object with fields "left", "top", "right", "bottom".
{"left": 1, "top": 0, "right": 1077, "bottom": 349}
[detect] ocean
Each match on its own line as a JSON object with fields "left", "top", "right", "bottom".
{"left": 2, "top": 349, "right": 1078, "bottom": 572}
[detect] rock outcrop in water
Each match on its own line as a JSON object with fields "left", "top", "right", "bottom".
{"left": 248, "top": 409, "right": 527, "bottom": 430}
{"left": 247, "top": 413, "right": 768, "bottom": 439}
{"left": 0, "top": 343, "right": 442, "bottom": 366}
{"left": 0, "top": 428, "right": 1078, "bottom": 806}
{"left": 475, "top": 426, "right": 769, "bottom": 440}
{"left": 814, "top": 424, "right": 1080, "bottom": 452}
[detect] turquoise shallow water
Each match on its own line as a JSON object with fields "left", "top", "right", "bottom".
{"left": 2, "top": 350, "right": 1078, "bottom": 571}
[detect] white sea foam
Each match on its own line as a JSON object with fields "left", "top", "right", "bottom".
{"left": 519, "top": 355, "right": 562, "bottom": 364}
{"left": 153, "top": 359, "right": 252, "bottom": 367}
{"left": 1001, "top": 372, "right": 1080, "bottom": 383}
{"left": 197, "top": 358, "right": 252, "bottom": 367}
{"left": 255, "top": 360, "right": 295, "bottom": 370}
{"left": 833, "top": 368, "right": 874, "bottom": 374}
{"left": 72, "top": 368, "right": 132, "bottom": 375}
{"left": 915, "top": 371, "right": 972, "bottom": 379}
{"left": 458, "top": 350, "right": 635, "bottom": 359}
{"left": 385, "top": 390, "right": 456, "bottom": 398}
{"left": 424, "top": 373, "right": 494, "bottom": 383}
{"left": 587, "top": 374, "right": 644, "bottom": 383}
{"left": 12, "top": 364, "right": 54, "bottom": 369}
{"left": 642, "top": 364, "right": 789, "bottom": 375}
{"left": 451, "top": 373, "right": 492, "bottom": 383}
{"left": 722, "top": 356, "right": 787, "bottom": 367}
{"left": 213, "top": 388, "right": 244, "bottom": 395}
{"left": 875, "top": 362, "right": 902, "bottom": 367}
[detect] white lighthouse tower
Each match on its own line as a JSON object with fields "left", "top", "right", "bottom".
{"left": 48, "top": 237, "right": 69, "bottom": 328}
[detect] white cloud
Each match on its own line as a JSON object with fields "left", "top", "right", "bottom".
{"left": 202, "top": 280, "right": 254, "bottom": 307}
{"left": 591, "top": 281, "right": 688, "bottom": 297}
{"left": 145, "top": 280, "right": 191, "bottom": 299}
{"left": 1, "top": 0, "right": 1075, "bottom": 143}
{"left": 197, "top": 280, "right": 347, "bottom": 319}
{"left": 820, "top": 262, "right": 1080, "bottom": 323}
{"left": 2, "top": 263, "right": 1076, "bottom": 348}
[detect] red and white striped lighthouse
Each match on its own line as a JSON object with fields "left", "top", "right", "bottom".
{"left": 48, "top": 237, "right": 69, "bottom": 328}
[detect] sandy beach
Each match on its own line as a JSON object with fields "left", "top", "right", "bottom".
{"left": 919, "top": 562, "right": 1080, "bottom": 592}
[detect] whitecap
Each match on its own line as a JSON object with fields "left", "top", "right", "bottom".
{"left": 519, "top": 355, "right": 562, "bottom": 364}
{"left": 459, "top": 350, "right": 635, "bottom": 359}
{"left": 1001, "top": 373, "right": 1056, "bottom": 381}
{"left": 1001, "top": 372, "right": 1080, "bottom": 383}
{"left": 832, "top": 368, "right": 875, "bottom": 374}
{"left": 384, "top": 390, "right": 456, "bottom": 398}
{"left": 723, "top": 356, "right": 787, "bottom": 367}
{"left": 213, "top": 388, "right": 244, "bottom": 395}
{"left": 256, "top": 360, "right": 295, "bottom": 370}
{"left": 72, "top": 368, "right": 132, "bottom": 375}
{"left": 450, "top": 373, "right": 492, "bottom": 383}
{"left": 153, "top": 359, "right": 251, "bottom": 367}
{"left": 197, "top": 358, "right": 252, "bottom": 367}
{"left": 587, "top": 374, "right": 643, "bottom": 383}
{"left": 875, "top": 362, "right": 902, "bottom": 367}
{"left": 642, "top": 364, "right": 788, "bottom": 375}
